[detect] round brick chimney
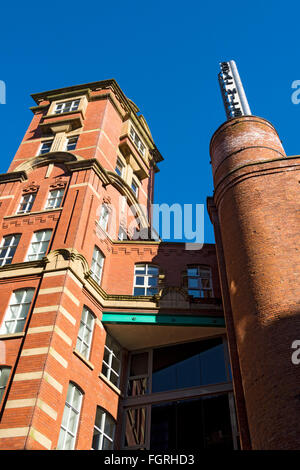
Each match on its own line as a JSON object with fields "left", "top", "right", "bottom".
{"left": 210, "top": 115, "right": 300, "bottom": 449}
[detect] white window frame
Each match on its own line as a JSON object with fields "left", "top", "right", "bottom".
{"left": 65, "top": 135, "right": 79, "bottom": 151}
{"left": 131, "top": 178, "right": 139, "bottom": 198}
{"left": 92, "top": 407, "right": 116, "bottom": 450}
{"left": 187, "top": 265, "right": 213, "bottom": 298}
{"left": 129, "top": 126, "right": 146, "bottom": 156}
{"left": 0, "top": 234, "right": 21, "bottom": 266}
{"left": 57, "top": 383, "right": 83, "bottom": 450}
{"left": 45, "top": 188, "right": 64, "bottom": 210}
{"left": 26, "top": 230, "right": 52, "bottom": 261}
{"left": 76, "top": 306, "right": 95, "bottom": 360}
{"left": 17, "top": 193, "right": 36, "bottom": 214}
{"left": 91, "top": 246, "right": 104, "bottom": 285}
{"left": 0, "top": 288, "right": 34, "bottom": 335}
{"left": 101, "top": 334, "right": 122, "bottom": 388}
{"left": 99, "top": 204, "right": 109, "bottom": 232}
{"left": 133, "top": 264, "right": 159, "bottom": 296}
{"left": 115, "top": 158, "right": 125, "bottom": 178}
{"left": 54, "top": 99, "right": 80, "bottom": 114}
{"left": 38, "top": 139, "right": 53, "bottom": 155}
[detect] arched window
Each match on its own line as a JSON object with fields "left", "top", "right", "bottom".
{"left": 0, "top": 366, "right": 11, "bottom": 403}
{"left": 57, "top": 382, "right": 83, "bottom": 450}
{"left": 99, "top": 204, "right": 109, "bottom": 231}
{"left": 184, "top": 265, "right": 213, "bottom": 298}
{"left": 133, "top": 264, "right": 159, "bottom": 296}
{"left": 92, "top": 406, "right": 116, "bottom": 450}
{"left": 26, "top": 230, "right": 52, "bottom": 261}
{"left": 0, "top": 288, "right": 35, "bottom": 335}
{"left": 17, "top": 193, "right": 36, "bottom": 214}
{"left": 91, "top": 246, "right": 104, "bottom": 285}
{"left": 75, "top": 306, "right": 95, "bottom": 360}
{"left": 0, "top": 234, "right": 21, "bottom": 266}
{"left": 45, "top": 188, "right": 65, "bottom": 210}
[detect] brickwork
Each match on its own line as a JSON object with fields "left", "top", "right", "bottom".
{"left": 0, "top": 80, "right": 224, "bottom": 450}
{"left": 209, "top": 115, "right": 300, "bottom": 449}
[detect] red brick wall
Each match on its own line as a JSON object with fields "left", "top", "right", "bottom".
{"left": 210, "top": 115, "right": 300, "bottom": 449}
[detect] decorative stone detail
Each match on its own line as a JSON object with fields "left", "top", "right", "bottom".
{"left": 49, "top": 177, "right": 68, "bottom": 190}
{"left": 156, "top": 286, "right": 190, "bottom": 309}
{"left": 23, "top": 182, "right": 39, "bottom": 193}
{"left": 45, "top": 248, "right": 90, "bottom": 279}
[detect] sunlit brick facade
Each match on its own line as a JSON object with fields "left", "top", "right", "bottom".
{"left": 3, "top": 79, "right": 298, "bottom": 451}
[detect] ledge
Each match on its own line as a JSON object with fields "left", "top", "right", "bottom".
{"left": 3, "top": 208, "right": 62, "bottom": 220}
{"left": 99, "top": 372, "right": 122, "bottom": 396}
{"left": 0, "top": 171, "right": 27, "bottom": 184}
{"left": 0, "top": 332, "right": 25, "bottom": 340}
{"left": 73, "top": 349, "right": 94, "bottom": 370}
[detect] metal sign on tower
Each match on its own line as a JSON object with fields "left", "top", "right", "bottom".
{"left": 218, "top": 60, "right": 251, "bottom": 120}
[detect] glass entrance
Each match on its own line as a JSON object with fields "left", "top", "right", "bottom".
{"left": 150, "top": 395, "right": 233, "bottom": 450}
{"left": 121, "top": 336, "right": 239, "bottom": 450}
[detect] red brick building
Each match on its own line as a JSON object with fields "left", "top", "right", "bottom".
{"left": 0, "top": 79, "right": 297, "bottom": 450}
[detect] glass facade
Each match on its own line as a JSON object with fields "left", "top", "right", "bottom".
{"left": 122, "top": 336, "right": 237, "bottom": 450}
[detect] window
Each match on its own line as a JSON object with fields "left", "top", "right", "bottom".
{"left": 151, "top": 338, "right": 228, "bottom": 393}
{"left": 186, "top": 266, "right": 213, "bottom": 298}
{"left": 76, "top": 306, "right": 95, "bottom": 360}
{"left": 131, "top": 178, "right": 139, "bottom": 198}
{"left": 26, "top": 230, "right": 52, "bottom": 261}
{"left": 0, "top": 234, "right": 21, "bottom": 266}
{"left": 65, "top": 135, "right": 79, "bottom": 151}
{"left": 45, "top": 188, "right": 64, "bottom": 210}
{"left": 54, "top": 99, "right": 80, "bottom": 114}
{"left": 0, "top": 367, "right": 11, "bottom": 403}
{"left": 91, "top": 246, "right": 104, "bottom": 285}
{"left": 133, "top": 264, "right": 159, "bottom": 296}
{"left": 101, "top": 334, "right": 122, "bottom": 388}
{"left": 0, "top": 288, "right": 34, "bottom": 335}
{"left": 123, "top": 338, "right": 237, "bottom": 450}
{"left": 38, "top": 139, "right": 53, "bottom": 155}
{"left": 92, "top": 407, "right": 116, "bottom": 450}
{"left": 99, "top": 204, "right": 109, "bottom": 231}
{"left": 115, "top": 158, "right": 125, "bottom": 178}
{"left": 17, "top": 193, "right": 36, "bottom": 214}
{"left": 129, "top": 126, "right": 146, "bottom": 156}
{"left": 57, "top": 383, "right": 83, "bottom": 450}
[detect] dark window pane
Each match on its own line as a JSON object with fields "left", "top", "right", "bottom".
{"left": 104, "top": 415, "right": 115, "bottom": 436}
{"left": 152, "top": 338, "right": 227, "bottom": 393}
{"left": 150, "top": 395, "right": 233, "bottom": 451}
{"left": 146, "top": 287, "right": 158, "bottom": 296}
{"left": 133, "top": 287, "right": 145, "bottom": 296}
{"left": 135, "top": 276, "right": 145, "bottom": 286}
{"left": 103, "top": 436, "right": 114, "bottom": 450}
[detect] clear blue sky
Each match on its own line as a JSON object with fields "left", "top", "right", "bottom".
{"left": 1, "top": 0, "right": 300, "bottom": 244}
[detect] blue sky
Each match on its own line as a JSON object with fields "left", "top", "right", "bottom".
{"left": 0, "top": 0, "right": 300, "bottom": 244}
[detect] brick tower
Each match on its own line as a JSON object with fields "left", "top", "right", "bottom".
{"left": 208, "top": 115, "right": 300, "bottom": 449}
{"left": 0, "top": 80, "right": 236, "bottom": 450}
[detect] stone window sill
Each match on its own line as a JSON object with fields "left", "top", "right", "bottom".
{"left": 99, "top": 372, "right": 122, "bottom": 396}
{"left": 73, "top": 349, "right": 94, "bottom": 370}
{"left": 0, "top": 332, "right": 25, "bottom": 340}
